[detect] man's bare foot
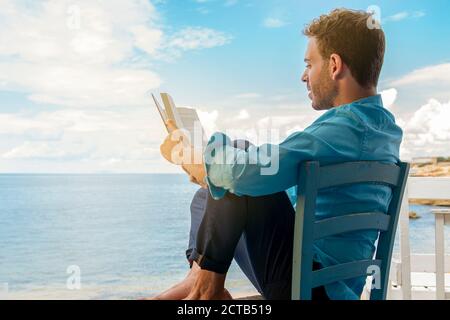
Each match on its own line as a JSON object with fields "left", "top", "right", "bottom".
{"left": 140, "top": 262, "right": 200, "bottom": 300}
{"left": 183, "top": 269, "right": 232, "bottom": 300}
{"left": 184, "top": 288, "right": 233, "bottom": 300}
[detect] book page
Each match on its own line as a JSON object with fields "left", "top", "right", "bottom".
{"left": 152, "top": 93, "right": 168, "bottom": 123}
{"left": 161, "top": 93, "right": 184, "bottom": 129}
{"left": 157, "top": 93, "right": 206, "bottom": 148}
{"left": 177, "top": 107, "right": 207, "bottom": 147}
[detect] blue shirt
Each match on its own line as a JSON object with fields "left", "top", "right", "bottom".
{"left": 202, "top": 94, "right": 403, "bottom": 300}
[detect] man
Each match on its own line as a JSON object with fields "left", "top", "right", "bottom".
{"left": 152, "top": 8, "right": 402, "bottom": 300}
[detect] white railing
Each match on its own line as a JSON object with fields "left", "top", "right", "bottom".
{"left": 389, "top": 177, "right": 450, "bottom": 300}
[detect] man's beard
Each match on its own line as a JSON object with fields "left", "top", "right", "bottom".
{"left": 311, "top": 64, "right": 338, "bottom": 110}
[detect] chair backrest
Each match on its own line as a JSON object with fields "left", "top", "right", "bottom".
{"left": 291, "top": 161, "right": 410, "bottom": 300}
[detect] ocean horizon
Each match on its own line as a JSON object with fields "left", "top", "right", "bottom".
{"left": 0, "top": 174, "right": 447, "bottom": 299}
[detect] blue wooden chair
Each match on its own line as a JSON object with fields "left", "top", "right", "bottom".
{"left": 291, "top": 161, "right": 410, "bottom": 300}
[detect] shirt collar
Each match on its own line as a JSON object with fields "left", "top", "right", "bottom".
{"left": 350, "top": 94, "right": 383, "bottom": 107}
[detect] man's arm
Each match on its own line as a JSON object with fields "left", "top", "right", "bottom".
{"left": 201, "top": 113, "right": 365, "bottom": 199}
{"left": 161, "top": 112, "right": 364, "bottom": 198}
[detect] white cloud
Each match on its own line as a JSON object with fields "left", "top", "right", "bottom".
{"left": 197, "top": 109, "right": 219, "bottom": 137}
{"left": 386, "top": 11, "right": 409, "bottom": 22}
{"left": 0, "top": 107, "right": 171, "bottom": 171}
{"left": 187, "top": 97, "right": 317, "bottom": 147}
{"left": 0, "top": 0, "right": 157, "bottom": 64}
{"left": 380, "top": 88, "right": 398, "bottom": 109}
{"left": 2, "top": 141, "right": 93, "bottom": 161}
{"left": 391, "top": 63, "right": 450, "bottom": 87}
{"left": 373, "top": 84, "right": 449, "bottom": 159}
{"left": 1, "top": 62, "right": 161, "bottom": 108}
{"left": 384, "top": 10, "right": 425, "bottom": 23}
{"left": 131, "top": 25, "right": 163, "bottom": 55}
{"left": 0, "top": 113, "right": 58, "bottom": 136}
{"left": 0, "top": 0, "right": 162, "bottom": 108}
{"left": 236, "top": 109, "right": 250, "bottom": 120}
{"left": 387, "top": 63, "right": 450, "bottom": 110}
{"left": 0, "top": 0, "right": 235, "bottom": 172}
{"left": 0, "top": 0, "right": 232, "bottom": 109}
{"left": 235, "top": 92, "right": 261, "bottom": 99}
{"left": 166, "top": 27, "right": 232, "bottom": 52}
{"left": 399, "top": 99, "right": 450, "bottom": 159}
{"left": 263, "top": 17, "right": 287, "bottom": 28}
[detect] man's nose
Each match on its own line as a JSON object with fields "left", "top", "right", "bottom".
{"left": 301, "top": 70, "right": 308, "bottom": 83}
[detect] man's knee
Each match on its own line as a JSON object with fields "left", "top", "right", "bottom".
{"left": 189, "top": 139, "right": 252, "bottom": 218}
{"left": 190, "top": 186, "right": 245, "bottom": 222}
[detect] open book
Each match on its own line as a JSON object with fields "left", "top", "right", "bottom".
{"left": 152, "top": 93, "right": 207, "bottom": 147}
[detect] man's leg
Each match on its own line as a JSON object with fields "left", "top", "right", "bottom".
{"left": 187, "top": 187, "right": 329, "bottom": 300}
{"left": 186, "top": 188, "right": 263, "bottom": 295}
{"left": 187, "top": 188, "right": 294, "bottom": 299}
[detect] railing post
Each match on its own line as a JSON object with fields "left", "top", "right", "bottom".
{"left": 399, "top": 183, "right": 412, "bottom": 299}
{"left": 432, "top": 209, "right": 449, "bottom": 300}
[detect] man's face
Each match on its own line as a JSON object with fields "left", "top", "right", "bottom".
{"left": 301, "top": 37, "right": 338, "bottom": 110}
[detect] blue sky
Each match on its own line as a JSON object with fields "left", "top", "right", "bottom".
{"left": 0, "top": 0, "right": 449, "bottom": 173}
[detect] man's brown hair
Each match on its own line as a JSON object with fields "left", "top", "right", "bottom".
{"left": 303, "top": 8, "right": 385, "bottom": 88}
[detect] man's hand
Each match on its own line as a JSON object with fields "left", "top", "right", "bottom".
{"left": 183, "top": 163, "right": 207, "bottom": 188}
{"left": 160, "top": 119, "right": 207, "bottom": 188}
{"left": 160, "top": 119, "right": 188, "bottom": 165}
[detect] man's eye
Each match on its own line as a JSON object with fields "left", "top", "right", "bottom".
{"left": 306, "top": 65, "right": 311, "bottom": 69}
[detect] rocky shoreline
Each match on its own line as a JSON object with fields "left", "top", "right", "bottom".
{"left": 409, "top": 160, "right": 450, "bottom": 207}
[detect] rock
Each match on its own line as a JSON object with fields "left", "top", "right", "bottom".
{"left": 409, "top": 211, "right": 421, "bottom": 219}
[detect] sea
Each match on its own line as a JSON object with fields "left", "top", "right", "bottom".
{"left": 0, "top": 174, "right": 448, "bottom": 299}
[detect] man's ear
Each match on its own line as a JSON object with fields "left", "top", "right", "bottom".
{"left": 329, "top": 53, "right": 344, "bottom": 80}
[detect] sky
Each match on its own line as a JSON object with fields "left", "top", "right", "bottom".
{"left": 0, "top": 0, "right": 449, "bottom": 173}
